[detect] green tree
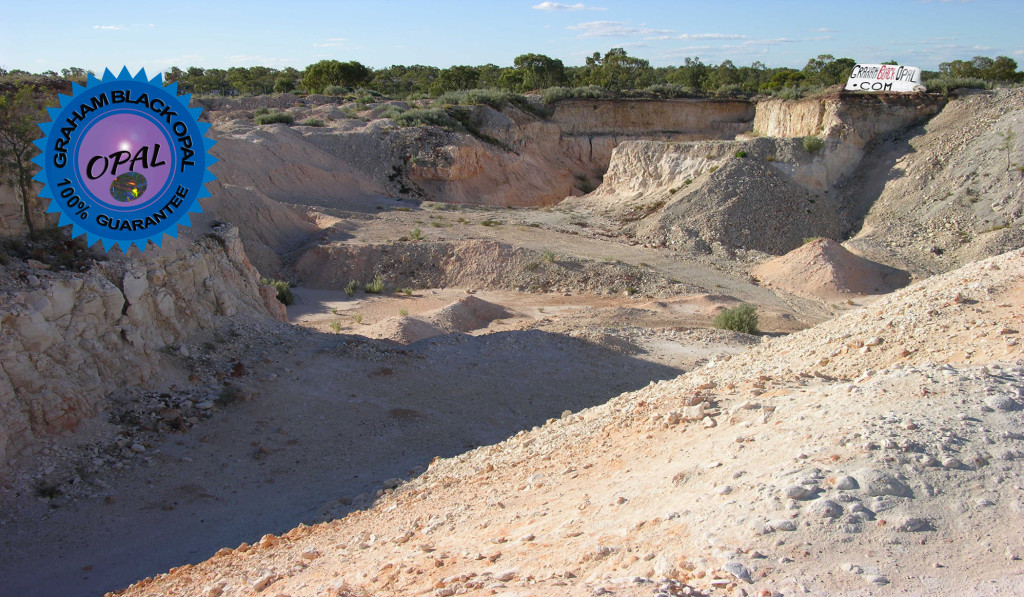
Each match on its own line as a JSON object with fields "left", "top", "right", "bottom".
{"left": 0, "top": 86, "right": 49, "bottom": 234}
{"left": 578, "top": 48, "right": 655, "bottom": 91}
{"left": 802, "top": 54, "right": 856, "bottom": 86}
{"left": 511, "top": 53, "right": 567, "bottom": 90}
{"left": 303, "top": 59, "right": 371, "bottom": 94}
{"left": 431, "top": 65, "right": 480, "bottom": 94}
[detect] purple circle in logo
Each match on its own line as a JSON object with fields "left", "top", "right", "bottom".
{"left": 76, "top": 113, "right": 174, "bottom": 208}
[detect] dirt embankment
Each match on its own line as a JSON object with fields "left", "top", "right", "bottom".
{"left": 204, "top": 98, "right": 758, "bottom": 212}
{"left": 112, "top": 247, "right": 1024, "bottom": 597}
{"left": 0, "top": 225, "right": 283, "bottom": 476}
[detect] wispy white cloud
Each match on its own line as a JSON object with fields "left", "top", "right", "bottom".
{"left": 814, "top": 27, "right": 836, "bottom": 33}
{"left": 532, "top": 2, "right": 606, "bottom": 10}
{"left": 568, "top": 20, "right": 673, "bottom": 38}
{"left": 93, "top": 25, "right": 126, "bottom": 31}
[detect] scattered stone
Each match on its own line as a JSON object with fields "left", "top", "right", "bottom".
{"left": 768, "top": 519, "right": 797, "bottom": 532}
{"left": 722, "top": 561, "right": 751, "bottom": 583}
{"left": 986, "top": 395, "right": 1018, "bottom": 411}
{"left": 812, "top": 499, "right": 843, "bottom": 518}
{"left": 834, "top": 476, "right": 859, "bottom": 490}
{"left": 897, "top": 517, "right": 932, "bottom": 532}
{"left": 858, "top": 469, "right": 913, "bottom": 497}
{"left": 783, "top": 485, "right": 815, "bottom": 500}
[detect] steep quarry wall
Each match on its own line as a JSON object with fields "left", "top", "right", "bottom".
{"left": 754, "top": 93, "right": 946, "bottom": 144}
{"left": 207, "top": 98, "right": 759, "bottom": 209}
{"left": 0, "top": 226, "right": 285, "bottom": 476}
{"left": 550, "top": 98, "right": 754, "bottom": 137}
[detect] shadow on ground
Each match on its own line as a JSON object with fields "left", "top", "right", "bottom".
{"left": 0, "top": 328, "right": 683, "bottom": 597}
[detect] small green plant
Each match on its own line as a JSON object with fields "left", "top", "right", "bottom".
{"left": 352, "top": 313, "right": 363, "bottom": 324}
{"left": 399, "top": 308, "right": 409, "bottom": 316}
{"left": 802, "top": 135, "right": 825, "bottom": 154}
{"left": 480, "top": 218, "right": 502, "bottom": 227}
{"left": 712, "top": 304, "right": 759, "bottom": 334}
{"left": 409, "top": 227, "right": 423, "bottom": 240}
{"left": 401, "top": 287, "right": 414, "bottom": 296}
{"left": 254, "top": 107, "right": 270, "bottom": 116}
{"left": 255, "top": 111, "right": 294, "bottom": 125}
{"left": 344, "top": 279, "right": 359, "bottom": 297}
{"left": 329, "top": 321, "right": 342, "bottom": 333}
{"left": 802, "top": 236, "right": 823, "bottom": 245}
{"left": 734, "top": 150, "right": 748, "bottom": 158}
{"left": 999, "top": 128, "right": 1016, "bottom": 172}
{"left": 260, "top": 277, "right": 294, "bottom": 305}
{"left": 669, "top": 187, "right": 678, "bottom": 194}
{"left": 542, "top": 250, "right": 556, "bottom": 263}
{"left": 684, "top": 179, "right": 692, "bottom": 185}
{"left": 709, "top": 165, "right": 719, "bottom": 173}
{"left": 301, "top": 118, "right": 325, "bottom": 127}
{"left": 365, "top": 275, "right": 384, "bottom": 294}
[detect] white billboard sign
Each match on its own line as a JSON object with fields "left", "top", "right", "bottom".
{"left": 845, "top": 64, "right": 926, "bottom": 93}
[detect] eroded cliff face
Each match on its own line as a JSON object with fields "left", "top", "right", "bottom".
{"left": 0, "top": 226, "right": 284, "bottom": 475}
{"left": 206, "top": 98, "right": 758, "bottom": 209}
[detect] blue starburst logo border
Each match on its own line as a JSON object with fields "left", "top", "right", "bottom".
{"left": 31, "top": 66, "right": 217, "bottom": 252}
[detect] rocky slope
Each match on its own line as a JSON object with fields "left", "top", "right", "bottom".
{"left": 111, "top": 247, "right": 1023, "bottom": 597}
{"left": 842, "top": 87, "right": 1024, "bottom": 277}
{"left": 0, "top": 225, "right": 284, "bottom": 476}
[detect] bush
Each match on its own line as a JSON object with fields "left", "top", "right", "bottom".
{"left": 365, "top": 275, "right": 384, "bottom": 294}
{"left": 253, "top": 107, "right": 270, "bottom": 116}
{"left": 322, "top": 85, "right": 347, "bottom": 96}
{"left": 712, "top": 304, "right": 759, "bottom": 334}
{"left": 643, "top": 83, "right": 698, "bottom": 98}
{"left": 377, "top": 105, "right": 407, "bottom": 120}
{"left": 802, "top": 135, "right": 825, "bottom": 153}
{"left": 260, "top": 277, "right": 294, "bottom": 305}
{"left": 255, "top": 111, "right": 294, "bottom": 125}
{"left": 715, "top": 83, "right": 746, "bottom": 97}
{"left": 344, "top": 279, "right": 359, "bottom": 297}
{"left": 540, "top": 85, "right": 606, "bottom": 104}
{"left": 301, "top": 118, "right": 325, "bottom": 127}
{"left": 734, "top": 150, "right": 748, "bottom": 158}
{"left": 924, "top": 76, "right": 990, "bottom": 96}
{"left": 393, "top": 107, "right": 463, "bottom": 131}
{"left": 436, "top": 89, "right": 520, "bottom": 109}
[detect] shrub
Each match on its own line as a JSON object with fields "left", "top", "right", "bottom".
{"left": 712, "top": 304, "right": 759, "bottom": 334}
{"left": 301, "top": 118, "right": 325, "bottom": 127}
{"left": 393, "top": 107, "right": 463, "bottom": 131}
{"left": 365, "top": 275, "right": 384, "bottom": 294}
{"left": 377, "top": 105, "right": 407, "bottom": 120}
{"left": 540, "top": 85, "right": 606, "bottom": 104}
{"left": 328, "top": 321, "right": 341, "bottom": 333}
{"left": 352, "top": 313, "right": 363, "bottom": 324}
{"left": 643, "top": 83, "right": 698, "bottom": 98}
{"left": 344, "top": 279, "right": 359, "bottom": 297}
{"left": 436, "top": 89, "right": 519, "bottom": 109}
{"left": 399, "top": 308, "right": 409, "bottom": 316}
{"left": 253, "top": 107, "right": 270, "bottom": 116}
{"left": 255, "top": 111, "right": 294, "bottom": 125}
{"left": 735, "top": 150, "right": 748, "bottom": 158}
{"left": 260, "top": 277, "right": 294, "bottom": 305}
{"left": 923, "top": 76, "right": 990, "bottom": 96}
{"left": 322, "top": 85, "right": 347, "bottom": 95}
{"left": 715, "top": 83, "right": 746, "bottom": 97}
{"left": 802, "top": 135, "right": 825, "bottom": 153}
{"left": 542, "top": 250, "right": 556, "bottom": 263}
{"left": 409, "top": 227, "right": 422, "bottom": 240}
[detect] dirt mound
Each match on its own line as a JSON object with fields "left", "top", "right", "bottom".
{"left": 752, "top": 237, "right": 911, "bottom": 299}
{"left": 366, "top": 296, "right": 512, "bottom": 343}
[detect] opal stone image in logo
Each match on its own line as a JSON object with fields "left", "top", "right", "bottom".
{"left": 32, "top": 67, "right": 217, "bottom": 251}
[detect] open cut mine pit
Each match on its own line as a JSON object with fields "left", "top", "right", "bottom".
{"left": 0, "top": 87, "right": 1022, "bottom": 597}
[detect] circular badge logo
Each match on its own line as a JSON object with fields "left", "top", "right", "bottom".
{"left": 33, "top": 67, "right": 217, "bottom": 251}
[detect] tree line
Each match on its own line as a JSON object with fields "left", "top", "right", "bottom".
{"left": 5, "top": 50, "right": 1019, "bottom": 100}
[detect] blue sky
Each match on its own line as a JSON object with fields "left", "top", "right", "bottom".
{"left": 2, "top": 0, "right": 1022, "bottom": 74}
